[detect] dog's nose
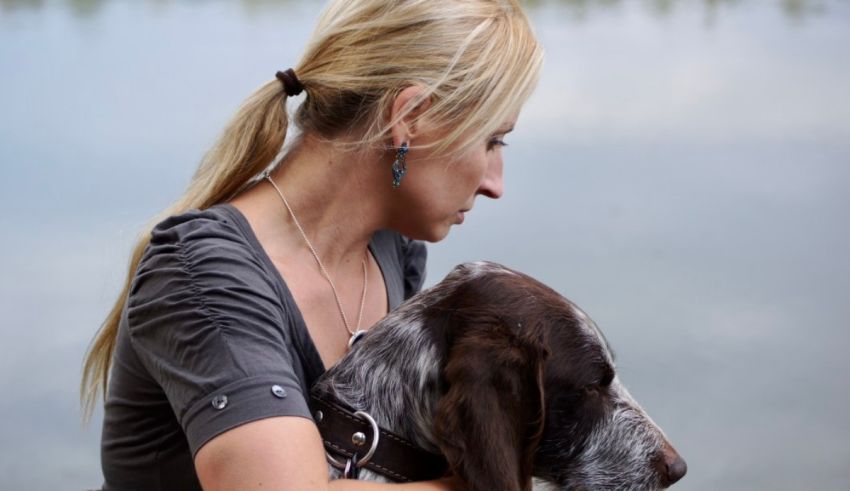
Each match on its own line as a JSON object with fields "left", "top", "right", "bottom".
{"left": 656, "top": 440, "right": 687, "bottom": 487}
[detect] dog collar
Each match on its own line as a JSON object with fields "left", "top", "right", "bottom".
{"left": 310, "top": 394, "right": 450, "bottom": 482}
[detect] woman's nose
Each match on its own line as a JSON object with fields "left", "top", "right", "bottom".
{"left": 477, "top": 158, "right": 504, "bottom": 199}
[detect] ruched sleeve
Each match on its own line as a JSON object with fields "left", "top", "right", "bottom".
{"left": 125, "top": 211, "right": 312, "bottom": 456}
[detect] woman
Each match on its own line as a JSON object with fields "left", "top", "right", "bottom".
{"left": 81, "top": 0, "right": 543, "bottom": 489}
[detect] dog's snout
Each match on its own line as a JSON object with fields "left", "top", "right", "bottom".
{"left": 655, "top": 440, "right": 687, "bottom": 487}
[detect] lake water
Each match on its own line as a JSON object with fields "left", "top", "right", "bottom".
{"left": 1, "top": 1, "right": 848, "bottom": 489}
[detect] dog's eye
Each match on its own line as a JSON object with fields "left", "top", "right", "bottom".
{"left": 600, "top": 367, "right": 615, "bottom": 387}
{"left": 581, "top": 366, "right": 616, "bottom": 396}
{"left": 583, "top": 384, "right": 605, "bottom": 398}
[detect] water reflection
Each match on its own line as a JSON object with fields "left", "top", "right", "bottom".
{"left": 1, "top": 0, "right": 848, "bottom": 489}
{"left": 0, "top": 0, "right": 833, "bottom": 22}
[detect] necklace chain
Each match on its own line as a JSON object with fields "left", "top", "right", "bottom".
{"left": 264, "top": 172, "right": 368, "bottom": 339}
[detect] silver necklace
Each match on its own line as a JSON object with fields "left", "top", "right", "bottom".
{"left": 264, "top": 172, "right": 369, "bottom": 348}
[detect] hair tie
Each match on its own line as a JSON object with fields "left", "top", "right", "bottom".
{"left": 276, "top": 68, "right": 304, "bottom": 97}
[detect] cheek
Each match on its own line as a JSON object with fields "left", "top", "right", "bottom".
{"left": 538, "top": 389, "right": 607, "bottom": 455}
{"left": 457, "top": 157, "right": 490, "bottom": 194}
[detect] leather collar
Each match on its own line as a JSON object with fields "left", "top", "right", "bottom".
{"left": 310, "top": 395, "right": 449, "bottom": 482}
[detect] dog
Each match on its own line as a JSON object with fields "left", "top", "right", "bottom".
{"left": 311, "top": 261, "right": 687, "bottom": 491}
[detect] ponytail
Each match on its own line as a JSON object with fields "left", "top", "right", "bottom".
{"left": 81, "top": 80, "right": 290, "bottom": 419}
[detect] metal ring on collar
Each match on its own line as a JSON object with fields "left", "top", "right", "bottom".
{"left": 324, "top": 410, "right": 381, "bottom": 470}
{"left": 351, "top": 410, "right": 379, "bottom": 466}
{"left": 326, "top": 452, "right": 347, "bottom": 470}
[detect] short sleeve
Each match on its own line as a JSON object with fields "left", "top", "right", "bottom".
{"left": 125, "top": 211, "right": 312, "bottom": 456}
{"left": 400, "top": 235, "right": 427, "bottom": 299}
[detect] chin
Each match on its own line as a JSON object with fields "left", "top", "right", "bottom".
{"left": 418, "top": 229, "right": 450, "bottom": 243}
{"left": 402, "top": 223, "right": 452, "bottom": 243}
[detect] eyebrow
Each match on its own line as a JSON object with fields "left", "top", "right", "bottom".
{"left": 596, "top": 329, "right": 616, "bottom": 363}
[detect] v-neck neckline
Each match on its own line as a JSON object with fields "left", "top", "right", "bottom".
{"left": 214, "top": 202, "right": 392, "bottom": 379}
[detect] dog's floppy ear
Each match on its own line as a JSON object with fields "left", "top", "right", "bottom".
{"left": 434, "top": 320, "right": 547, "bottom": 491}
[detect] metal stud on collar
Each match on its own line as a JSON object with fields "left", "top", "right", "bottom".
{"left": 325, "top": 409, "right": 381, "bottom": 476}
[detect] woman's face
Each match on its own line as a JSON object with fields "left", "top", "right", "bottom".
{"left": 388, "top": 116, "right": 517, "bottom": 242}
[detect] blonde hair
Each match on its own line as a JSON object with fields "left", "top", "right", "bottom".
{"left": 81, "top": 0, "right": 543, "bottom": 418}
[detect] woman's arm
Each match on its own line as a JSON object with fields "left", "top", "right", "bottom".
{"left": 195, "top": 416, "right": 462, "bottom": 491}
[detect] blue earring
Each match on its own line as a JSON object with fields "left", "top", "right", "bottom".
{"left": 391, "top": 142, "right": 409, "bottom": 188}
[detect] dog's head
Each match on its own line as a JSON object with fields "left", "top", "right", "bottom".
{"left": 423, "top": 262, "right": 686, "bottom": 491}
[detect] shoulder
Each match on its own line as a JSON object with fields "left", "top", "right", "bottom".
{"left": 132, "top": 205, "right": 273, "bottom": 298}
{"left": 128, "top": 205, "right": 287, "bottom": 347}
{"left": 144, "top": 204, "right": 259, "bottom": 268}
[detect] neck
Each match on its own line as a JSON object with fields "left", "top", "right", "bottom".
{"left": 234, "top": 135, "right": 392, "bottom": 273}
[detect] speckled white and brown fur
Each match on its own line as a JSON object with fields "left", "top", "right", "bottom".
{"left": 312, "top": 262, "right": 686, "bottom": 490}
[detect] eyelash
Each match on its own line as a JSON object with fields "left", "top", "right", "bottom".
{"left": 487, "top": 138, "right": 508, "bottom": 150}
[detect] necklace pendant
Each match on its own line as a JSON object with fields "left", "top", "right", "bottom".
{"left": 348, "top": 330, "right": 367, "bottom": 349}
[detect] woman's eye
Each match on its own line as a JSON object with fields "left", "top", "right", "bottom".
{"left": 487, "top": 138, "right": 508, "bottom": 151}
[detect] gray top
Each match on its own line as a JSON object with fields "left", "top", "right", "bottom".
{"left": 100, "top": 203, "right": 427, "bottom": 491}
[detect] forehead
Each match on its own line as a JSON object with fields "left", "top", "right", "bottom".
{"left": 440, "top": 262, "right": 615, "bottom": 364}
{"left": 494, "top": 112, "right": 519, "bottom": 133}
{"left": 564, "top": 299, "right": 616, "bottom": 365}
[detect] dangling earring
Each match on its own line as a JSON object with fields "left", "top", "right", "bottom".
{"left": 391, "top": 142, "right": 409, "bottom": 188}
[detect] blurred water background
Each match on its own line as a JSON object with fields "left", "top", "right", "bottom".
{"left": 1, "top": 0, "right": 849, "bottom": 489}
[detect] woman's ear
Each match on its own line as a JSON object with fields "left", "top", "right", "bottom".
{"left": 433, "top": 320, "right": 547, "bottom": 491}
{"left": 389, "top": 85, "right": 432, "bottom": 148}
